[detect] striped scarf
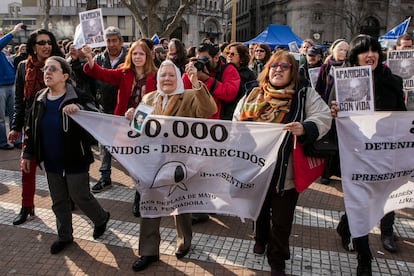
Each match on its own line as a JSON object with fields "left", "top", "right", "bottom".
{"left": 239, "top": 82, "right": 295, "bottom": 123}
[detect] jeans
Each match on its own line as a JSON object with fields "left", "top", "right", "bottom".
{"left": 99, "top": 145, "right": 112, "bottom": 180}
{"left": 0, "top": 84, "right": 15, "bottom": 147}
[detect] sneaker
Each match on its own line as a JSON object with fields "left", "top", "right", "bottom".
{"left": 91, "top": 179, "right": 112, "bottom": 193}
{"left": 0, "top": 143, "right": 14, "bottom": 150}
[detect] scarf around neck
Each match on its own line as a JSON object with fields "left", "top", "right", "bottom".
{"left": 239, "top": 82, "right": 295, "bottom": 123}
{"left": 24, "top": 55, "right": 46, "bottom": 100}
{"left": 153, "top": 61, "right": 185, "bottom": 115}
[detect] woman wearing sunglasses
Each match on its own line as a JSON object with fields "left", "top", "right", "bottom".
{"left": 22, "top": 56, "right": 110, "bottom": 254}
{"left": 9, "top": 29, "right": 64, "bottom": 225}
{"left": 221, "top": 42, "right": 256, "bottom": 120}
{"left": 248, "top": 43, "right": 271, "bottom": 77}
{"left": 234, "top": 50, "right": 331, "bottom": 276}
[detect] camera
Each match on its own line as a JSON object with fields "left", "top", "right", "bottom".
{"left": 21, "top": 24, "right": 27, "bottom": 31}
{"left": 193, "top": 56, "right": 210, "bottom": 71}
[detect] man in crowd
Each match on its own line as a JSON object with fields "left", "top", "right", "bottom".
{"left": 182, "top": 43, "right": 240, "bottom": 223}
{"left": 0, "top": 23, "right": 24, "bottom": 150}
{"left": 91, "top": 26, "right": 127, "bottom": 193}
{"left": 396, "top": 33, "right": 413, "bottom": 50}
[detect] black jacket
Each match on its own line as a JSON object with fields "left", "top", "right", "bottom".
{"left": 373, "top": 65, "right": 406, "bottom": 111}
{"left": 23, "top": 84, "right": 96, "bottom": 171}
{"left": 11, "top": 60, "right": 36, "bottom": 132}
{"left": 93, "top": 47, "right": 127, "bottom": 114}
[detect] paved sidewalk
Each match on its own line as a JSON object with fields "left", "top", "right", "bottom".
{"left": 0, "top": 146, "right": 413, "bottom": 275}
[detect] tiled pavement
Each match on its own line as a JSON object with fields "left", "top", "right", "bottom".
{"left": 1, "top": 146, "right": 413, "bottom": 275}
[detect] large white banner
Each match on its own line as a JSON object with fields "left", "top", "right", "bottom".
{"left": 70, "top": 111, "right": 287, "bottom": 220}
{"left": 336, "top": 112, "right": 414, "bottom": 237}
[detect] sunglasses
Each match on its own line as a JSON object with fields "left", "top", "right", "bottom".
{"left": 269, "top": 63, "right": 292, "bottom": 71}
{"left": 226, "top": 52, "right": 239, "bottom": 57}
{"left": 35, "top": 40, "right": 52, "bottom": 46}
{"left": 255, "top": 49, "right": 265, "bottom": 53}
{"left": 41, "top": 65, "right": 62, "bottom": 73}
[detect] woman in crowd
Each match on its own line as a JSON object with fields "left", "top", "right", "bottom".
{"left": 315, "top": 38, "right": 349, "bottom": 185}
{"left": 9, "top": 29, "right": 64, "bottom": 225}
{"left": 167, "top": 38, "right": 187, "bottom": 74}
{"left": 221, "top": 42, "right": 256, "bottom": 120}
{"left": 83, "top": 39, "right": 158, "bottom": 217}
{"left": 248, "top": 43, "right": 272, "bottom": 77}
{"left": 123, "top": 60, "right": 217, "bottom": 272}
{"left": 234, "top": 50, "right": 331, "bottom": 276}
{"left": 22, "top": 56, "right": 110, "bottom": 254}
{"left": 331, "top": 34, "right": 406, "bottom": 276}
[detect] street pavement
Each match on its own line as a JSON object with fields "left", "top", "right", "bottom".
{"left": 1, "top": 145, "right": 413, "bottom": 275}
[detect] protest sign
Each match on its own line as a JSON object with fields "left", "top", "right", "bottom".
{"left": 334, "top": 65, "right": 374, "bottom": 117}
{"left": 336, "top": 112, "right": 414, "bottom": 237}
{"left": 70, "top": 111, "right": 287, "bottom": 220}
{"left": 79, "top": 8, "right": 106, "bottom": 49}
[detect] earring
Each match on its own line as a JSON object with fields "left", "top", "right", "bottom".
{"left": 34, "top": 51, "right": 37, "bottom": 55}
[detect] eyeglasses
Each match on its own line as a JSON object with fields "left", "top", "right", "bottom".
{"left": 255, "top": 49, "right": 265, "bottom": 53}
{"left": 269, "top": 63, "right": 292, "bottom": 71}
{"left": 41, "top": 65, "right": 62, "bottom": 73}
{"left": 35, "top": 40, "right": 52, "bottom": 46}
{"left": 226, "top": 52, "right": 239, "bottom": 57}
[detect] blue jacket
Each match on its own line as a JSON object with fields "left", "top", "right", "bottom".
{"left": 0, "top": 33, "right": 16, "bottom": 86}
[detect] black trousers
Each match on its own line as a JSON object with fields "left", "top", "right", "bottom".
{"left": 255, "top": 188, "right": 299, "bottom": 270}
{"left": 349, "top": 211, "right": 395, "bottom": 256}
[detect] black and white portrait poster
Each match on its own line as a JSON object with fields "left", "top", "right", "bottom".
{"left": 334, "top": 65, "right": 374, "bottom": 117}
{"left": 308, "top": 67, "right": 321, "bottom": 89}
{"left": 79, "top": 8, "right": 106, "bottom": 49}
{"left": 387, "top": 50, "right": 414, "bottom": 110}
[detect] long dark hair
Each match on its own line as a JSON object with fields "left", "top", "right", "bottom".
{"left": 26, "top": 29, "right": 63, "bottom": 58}
{"left": 347, "top": 34, "right": 383, "bottom": 71}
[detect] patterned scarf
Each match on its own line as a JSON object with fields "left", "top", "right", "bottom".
{"left": 239, "top": 82, "right": 295, "bottom": 123}
{"left": 24, "top": 55, "right": 46, "bottom": 100}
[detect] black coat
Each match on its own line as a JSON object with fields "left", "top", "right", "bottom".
{"left": 23, "top": 84, "right": 96, "bottom": 171}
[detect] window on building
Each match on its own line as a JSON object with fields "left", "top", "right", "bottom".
{"left": 118, "top": 16, "right": 126, "bottom": 29}
{"left": 313, "top": 12, "right": 322, "bottom": 22}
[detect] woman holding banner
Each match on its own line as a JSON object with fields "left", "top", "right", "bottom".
{"left": 331, "top": 34, "right": 406, "bottom": 276}
{"left": 124, "top": 60, "right": 217, "bottom": 272}
{"left": 234, "top": 50, "right": 331, "bottom": 276}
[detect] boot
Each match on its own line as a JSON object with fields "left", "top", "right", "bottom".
{"left": 336, "top": 214, "right": 354, "bottom": 251}
{"left": 132, "top": 191, "right": 141, "bottom": 217}
{"left": 357, "top": 254, "right": 372, "bottom": 276}
{"left": 13, "top": 206, "right": 35, "bottom": 225}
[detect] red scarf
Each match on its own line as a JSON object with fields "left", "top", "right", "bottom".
{"left": 24, "top": 55, "right": 46, "bottom": 100}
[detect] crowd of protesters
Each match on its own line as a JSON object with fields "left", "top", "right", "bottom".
{"left": 1, "top": 21, "right": 413, "bottom": 276}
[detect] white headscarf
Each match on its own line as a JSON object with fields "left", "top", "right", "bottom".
{"left": 156, "top": 60, "right": 185, "bottom": 111}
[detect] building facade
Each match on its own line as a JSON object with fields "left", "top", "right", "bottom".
{"left": 226, "top": 0, "right": 413, "bottom": 45}
{"left": 1, "top": 0, "right": 227, "bottom": 47}
{"left": 1, "top": 0, "right": 412, "bottom": 47}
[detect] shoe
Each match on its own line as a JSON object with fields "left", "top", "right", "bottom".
{"left": 381, "top": 234, "right": 397, "bottom": 252}
{"left": 132, "top": 255, "right": 159, "bottom": 271}
{"left": 175, "top": 247, "right": 190, "bottom": 259}
{"left": 13, "top": 206, "right": 35, "bottom": 225}
{"left": 132, "top": 191, "right": 141, "bottom": 217}
{"left": 0, "top": 143, "right": 14, "bottom": 150}
{"left": 253, "top": 241, "right": 266, "bottom": 255}
{"left": 50, "top": 239, "right": 73, "bottom": 254}
{"left": 14, "top": 142, "right": 22, "bottom": 149}
{"left": 357, "top": 254, "right": 372, "bottom": 276}
{"left": 336, "top": 214, "right": 354, "bottom": 252}
{"left": 320, "top": 177, "right": 331, "bottom": 185}
{"left": 191, "top": 213, "right": 209, "bottom": 225}
{"left": 93, "top": 212, "right": 110, "bottom": 239}
{"left": 91, "top": 179, "right": 112, "bottom": 193}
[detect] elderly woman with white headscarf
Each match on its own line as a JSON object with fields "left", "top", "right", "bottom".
{"left": 125, "top": 59, "right": 217, "bottom": 272}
